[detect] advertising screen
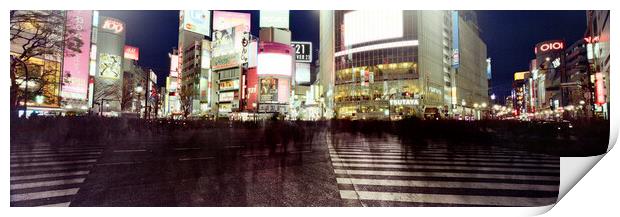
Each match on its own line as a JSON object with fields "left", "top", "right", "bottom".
{"left": 291, "top": 41, "right": 312, "bottom": 63}
{"left": 257, "top": 53, "right": 293, "bottom": 76}
{"left": 295, "top": 62, "right": 311, "bottom": 84}
{"left": 213, "top": 11, "right": 251, "bottom": 33}
{"left": 170, "top": 54, "right": 179, "bottom": 77}
{"left": 219, "top": 91, "right": 235, "bottom": 102}
{"left": 219, "top": 79, "right": 240, "bottom": 91}
{"left": 181, "top": 10, "right": 211, "bottom": 36}
{"left": 452, "top": 11, "right": 460, "bottom": 69}
{"left": 212, "top": 25, "right": 246, "bottom": 70}
{"left": 219, "top": 103, "right": 232, "bottom": 113}
{"left": 124, "top": 45, "right": 139, "bottom": 60}
{"left": 514, "top": 71, "right": 527, "bottom": 81}
{"left": 277, "top": 79, "right": 290, "bottom": 103}
{"left": 343, "top": 10, "right": 403, "bottom": 46}
{"left": 260, "top": 10, "right": 289, "bottom": 29}
{"left": 260, "top": 78, "right": 278, "bottom": 102}
{"left": 62, "top": 10, "right": 92, "bottom": 100}
{"left": 98, "top": 53, "right": 122, "bottom": 79}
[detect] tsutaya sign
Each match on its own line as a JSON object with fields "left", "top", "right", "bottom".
{"left": 535, "top": 40, "right": 564, "bottom": 55}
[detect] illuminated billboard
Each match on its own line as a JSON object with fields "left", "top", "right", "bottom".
{"left": 486, "top": 58, "right": 492, "bottom": 79}
{"left": 277, "top": 79, "right": 290, "bottom": 103}
{"left": 213, "top": 11, "right": 251, "bottom": 33}
{"left": 260, "top": 10, "right": 289, "bottom": 29}
{"left": 98, "top": 53, "right": 122, "bottom": 79}
{"left": 452, "top": 10, "right": 460, "bottom": 69}
{"left": 100, "top": 17, "right": 124, "bottom": 34}
{"left": 291, "top": 41, "right": 312, "bottom": 63}
{"left": 260, "top": 78, "right": 279, "bottom": 102}
{"left": 595, "top": 73, "right": 606, "bottom": 105}
{"left": 534, "top": 40, "right": 565, "bottom": 55}
{"left": 514, "top": 71, "right": 528, "bottom": 81}
{"left": 169, "top": 54, "right": 179, "bottom": 77}
{"left": 257, "top": 42, "right": 293, "bottom": 77}
{"left": 62, "top": 10, "right": 92, "bottom": 100}
{"left": 124, "top": 45, "right": 139, "bottom": 60}
{"left": 212, "top": 25, "right": 247, "bottom": 70}
{"left": 180, "top": 10, "right": 211, "bottom": 36}
{"left": 343, "top": 10, "right": 403, "bottom": 46}
{"left": 258, "top": 53, "right": 293, "bottom": 76}
{"left": 295, "top": 62, "right": 311, "bottom": 84}
{"left": 219, "top": 91, "right": 235, "bottom": 102}
{"left": 219, "top": 79, "right": 240, "bottom": 91}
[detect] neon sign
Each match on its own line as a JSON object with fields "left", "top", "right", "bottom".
{"left": 102, "top": 19, "right": 124, "bottom": 34}
{"left": 535, "top": 40, "right": 564, "bottom": 54}
{"left": 595, "top": 72, "right": 606, "bottom": 105}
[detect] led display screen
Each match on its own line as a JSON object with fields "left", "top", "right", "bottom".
{"left": 343, "top": 10, "right": 403, "bottom": 46}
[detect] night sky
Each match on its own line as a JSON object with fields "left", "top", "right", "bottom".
{"left": 100, "top": 10, "right": 586, "bottom": 101}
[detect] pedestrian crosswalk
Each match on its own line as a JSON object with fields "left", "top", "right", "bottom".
{"left": 10, "top": 146, "right": 104, "bottom": 207}
{"left": 328, "top": 134, "right": 560, "bottom": 207}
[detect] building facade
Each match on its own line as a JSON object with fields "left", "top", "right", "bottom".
{"left": 321, "top": 10, "right": 488, "bottom": 120}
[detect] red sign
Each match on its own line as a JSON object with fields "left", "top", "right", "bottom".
{"left": 595, "top": 73, "right": 606, "bottom": 105}
{"left": 245, "top": 68, "right": 258, "bottom": 110}
{"left": 124, "top": 46, "right": 139, "bottom": 60}
{"left": 535, "top": 40, "right": 564, "bottom": 55}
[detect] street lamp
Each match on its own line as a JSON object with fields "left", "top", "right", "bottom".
{"left": 252, "top": 102, "right": 258, "bottom": 122}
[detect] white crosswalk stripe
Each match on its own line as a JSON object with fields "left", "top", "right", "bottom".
{"left": 328, "top": 133, "right": 560, "bottom": 207}
{"left": 10, "top": 146, "right": 103, "bottom": 207}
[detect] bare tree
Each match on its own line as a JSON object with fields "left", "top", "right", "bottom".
{"left": 179, "top": 86, "right": 195, "bottom": 118}
{"left": 121, "top": 76, "right": 135, "bottom": 111}
{"left": 10, "top": 10, "right": 84, "bottom": 118}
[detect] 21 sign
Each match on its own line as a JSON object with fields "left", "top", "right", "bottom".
{"left": 291, "top": 41, "right": 312, "bottom": 63}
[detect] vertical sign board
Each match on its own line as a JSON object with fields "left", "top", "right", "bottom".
{"left": 291, "top": 41, "right": 312, "bottom": 63}
{"left": 451, "top": 10, "right": 459, "bottom": 69}
{"left": 62, "top": 10, "right": 92, "bottom": 101}
{"left": 170, "top": 54, "right": 179, "bottom": 77}
{"left": 246, "top": 68, "right": 258, "bottom": 110}
{"left": 595, "top": 73, "right": 606, "bottom": 105}
{"left": 486, "top": 58, "right": 492, "bottom": 79}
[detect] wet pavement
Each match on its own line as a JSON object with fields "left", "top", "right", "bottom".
{"left": 10, "top": 129, "right": 559, "bottom": 207}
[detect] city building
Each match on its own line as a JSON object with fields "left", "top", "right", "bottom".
{"left": 92, "top": 15, "right": 126, "bottom": 115}
{"left": 10, "top": 10, "right": 79, "bottom": 116}
{"left": 178, "top": 10, "right": 212, "bottom": 116}
{"left": 318, "top": 10, "right": 336, "bottom": 119}
{"left": 211, "top": 11, "right": 250, "bottom": 118}
{"left": 319, "top": 10, "right": 488, "bottom": 120}
{"left": 586, "top": 10, "right": 610, "bottom": 119}
{"left": 164, "top": 48, "right": 182, "bottom": 118}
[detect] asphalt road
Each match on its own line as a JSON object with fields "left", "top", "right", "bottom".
{"left": 10, "top": 129, "right": 560, "bottom": 207}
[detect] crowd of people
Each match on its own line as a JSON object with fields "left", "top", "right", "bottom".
{"left": 10, "top": 116, "right": 610, "bottom": 156}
